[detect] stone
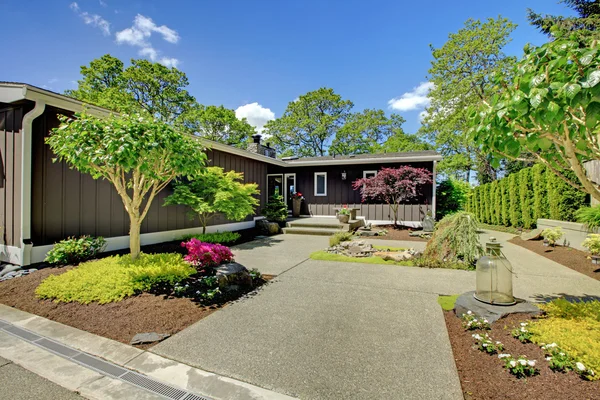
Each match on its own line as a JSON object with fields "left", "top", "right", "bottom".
{"left": 522, "top": 228, "right": 543, "bottom": 241}
{"left": 422, "top": 215, "right": 435, "bottom": 233}
{"left": 373, "top": 251, "right": 414, "bottom": 262}
{"left": 0, "top": 264, "right": 21, "bottom": 278}
{"left": 357, "top": 230, "right": 379, "bottom": 237}
{"left": 256, "top": 219, "right": 280, "bottom": 236}
{"left": 130, "top": 332, "right": 170, "bottom": 345}
{"left": 215, "top": 262, "right": 252, "bottom": 288}
{"left": 454, "top": 291, "right": 541, "bottom": 323}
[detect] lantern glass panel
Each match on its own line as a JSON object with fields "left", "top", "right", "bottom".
{"left": 475, "top": 238, "right": 515, "bottom": 305}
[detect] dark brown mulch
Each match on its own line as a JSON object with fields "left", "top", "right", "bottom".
{"left": 0, "top": 267, "right": 273, "bottom": 349}
{"left": 367, "top": 225, "right": 429, "bottom": 242}
{"left": 444, "top": 311, "right": 600, "bottom": 400}
{"left": 509, "top": 237, "right": 600, "bottom": 282}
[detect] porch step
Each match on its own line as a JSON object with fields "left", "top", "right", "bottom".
{"left": 286, "top": 218, "right": 364, "bottom": 231}
{"left": 281, "top": 227, "right": 344, "bottom": 236}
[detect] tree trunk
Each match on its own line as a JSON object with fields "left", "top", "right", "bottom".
{"left": 129, "top": 215, "right": 141, "bottom": 260}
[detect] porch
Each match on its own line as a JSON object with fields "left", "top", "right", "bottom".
{"left": 282, "top": 217, "right": 364, "bottom": 235}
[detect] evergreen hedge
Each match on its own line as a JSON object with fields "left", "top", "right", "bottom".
{"left": 467, "top": 164, "right": 587, "bottom": 228}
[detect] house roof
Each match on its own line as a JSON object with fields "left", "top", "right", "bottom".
{"left": 0, "top": 82, "right": 441, "bottom": 166}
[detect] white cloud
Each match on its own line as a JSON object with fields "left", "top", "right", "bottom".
{"left": 99, "top": 0, "right": 107, "bottom": 6}
{"left": 70, "top": 2, "right": 110, "bottom": 36}
{"left": 116, "top": 14, "right": 179, "bottom": 46}
{"left": 158, "top": 57, "right": 179, "bottom": 68}
{"left": 137, "top": 47, "right": 179, "bottom": 68}
{"left": 235, "top": 103, "right": 275, "bottom": 134}
{"left": 388, "top": 82, "right": 434, "bottom": 112}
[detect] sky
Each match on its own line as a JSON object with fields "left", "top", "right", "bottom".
{"left": 0, "top": 0, "right": 576, "bottom": 134}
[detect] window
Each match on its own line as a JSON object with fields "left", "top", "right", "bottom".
{"left": 363, "top": 170, "right": 377, "bottom": 179}
{"left": 314, "top": 172, "right": 327, "bottom": 196}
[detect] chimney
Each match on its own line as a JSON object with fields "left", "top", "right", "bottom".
{"left": 252, "top": 134, "right": 262, "bottom": 144}
{"left": 247, "top": 134, "right": 276, "bottom": 159}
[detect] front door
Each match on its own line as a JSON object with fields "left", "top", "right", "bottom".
{"left": 284, "top": 173, "right": 296, "bottom": 210}
{"left": 267, "top": 174, "right": 284, "bottom": 200}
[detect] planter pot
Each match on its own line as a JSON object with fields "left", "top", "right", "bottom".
{"left": 338, "top": 214, "right": 350, "bottom": 223}
{"left": 292, "top": 198, "right": 302, "bottom": 218}
{"left": 592, "top": 255, "right": 600, "bottom": 265}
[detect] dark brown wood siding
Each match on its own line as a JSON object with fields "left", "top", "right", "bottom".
{"left": 268, "top": 162, "right": 434, "bottom": 222}
{"left": 0, "top": 103, "right": 30, "bottom": 247}
{"left": 30, "top": 108, "right": 269, "bottom": 246}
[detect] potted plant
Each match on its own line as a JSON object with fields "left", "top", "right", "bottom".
{"left": 582, "top": 234, "right": 600, "bottom": 264}
{"left": 338, "top": 206, "right": 351, "bottom": 223}
{"left": 541, "top": 227, "right": 564, "bottom": 248}
{"left": 291, "top": 192, "right": 304, "bottom": 218}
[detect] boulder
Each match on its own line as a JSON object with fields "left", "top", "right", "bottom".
{"left": 454, "top": 291, "right": 541, "bottom": 323}
{"left": 130, "top": 332, "right": 170, "bottom": 345}
{"left": 256, "top": 219, "right": 281, "bottom": 235}
{"left": 522, "top": 228, "right": 543, "bottom": 241}
{"left": 374, "top": 251, "right": 414, "bottom": 262}
{"left": 215, "top": 262, "right": 253, "bottom": 288}
{"left": 0, "top": 264, "right": 21, "bottom": 278}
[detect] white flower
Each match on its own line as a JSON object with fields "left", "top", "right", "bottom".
{"left": 498, "top": 354, "right": 511, "bottom": 359}
{"left": 482, "top": 343, "right": 488, "bottom": 347}
{"left": 519, "top": 359, "right": 527, "bottom": 366}
{"left": 520, "top": 327, "right": 527, "bottom": 332}
{"left": 527, "top": 360, "right": 536, "bottom": 367}
{"left": 483, "top": 319, "right": 489, "bottom": 324}
{"left": 559, "top": 352, "right": 565, "bottom": 356}
{"left": 546, "top": 357, "right": 552, "bottom": 361}
{"left": 547, "top": 343, "right": 558, "bottom": 348}
{"left": 496, "top": 341, "right": 501, "bottom": 344}
{"left": 467, "top": 311, "right": 472, "bottom": 315}
{"left": 576, "top": 362, "right": 586, "bottom": 371}
{"left": 520, "top": 322, "right": 528, "bottom": 327}
{"left": 472, "top": 334, "right": 482, "bottom": 340}
{"left": 510, "top": 360, "right": 517, "bottom": 367}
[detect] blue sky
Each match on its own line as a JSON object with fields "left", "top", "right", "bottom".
{"left": 1, "top": 0, "right": 574, "bottom": 134}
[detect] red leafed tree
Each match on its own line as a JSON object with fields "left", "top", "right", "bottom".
{"left": 353, "top": 166, "right": 432, "bottom": 226}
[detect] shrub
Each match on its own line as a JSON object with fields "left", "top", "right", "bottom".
{"left": 36, "top": 253, "right": 195, "bottom": 304}
{"left": 519, "top": 168, "right": 534, "bottom": 229}
{"left": 472, "top": 333, "right": 504, "bottom": 355}
{"left": 582, "top": 234, "right": 600, "bottom": 256}
{"left": 541, "top": 227, "right": 564, "bottom": 246}
{"left": 180, "top": 231, "right": 241, "bottom": 245}
{"left": 500, "top": 355, "right": 538, "bottom": 378}
{"left": 45, "top": 236, "right": 107, "bottom": 265}
{"left": 512, "top": 322, "right": 533, "bottom": 343}
{"left": 262, "top": 191, "right": 288, "bottom": 223}
{"left": 461, "top": 311, "right": 490, "bottom": 330}
{"left": 423, "top": 211, "right": 483, "bottom": 266}
{"left": 329, "top": 231, "right": 354, "bottom": 247}
{"left": 532, "top": 164, "right": 548, "bottom": 221}
{"left": 436, "top": 178, "right": 471, "bottom": 220}
{"left": 181, "top": 239, "right": 234, "bottom": 269}
{"left": 576, "top": 205, "right": 600, "bottom": 232}
{"left": 508, "top": 173, "right": 521, "bottom": 227}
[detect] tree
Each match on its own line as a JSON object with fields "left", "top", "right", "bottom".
{"left": 67, "top": 54, "right": 195, "bottom": 123}
{"left": 177, "top": 104, "right": 256, "bottom": 147}
{"left": 470, "top": 32, "right": 600, "bottom": 202}
{"left": 436, "top": 178, "right": 472, "bottom": 219}
{"left": 329, "top": 110, "right": 400, "bottom": 155}
{"left": 265, "top": 88, "right": 353, "bottom": 157}
{"left": 382, "top": 130, "right": 432, "bottom": 153}
{"left": 47, "top": 113, "right": 206, "bottom": 259}
{"left": 262, "top": 191, "right": 288, "bottom": 222}
{"left": 421, "top": 17, "right": 517, "bottom": 182}
{"left": 528, "top": 0, "right": 600, "bottom": 36}
{"left": 352, "top": 167, "right": 432, "bottom": 225}
{"left": 164, "top": 167, "right": 259, "bottom": 233}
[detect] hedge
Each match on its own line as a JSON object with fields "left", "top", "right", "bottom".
{"left": 467, "top": 164, "right": 587, "bottom": 228}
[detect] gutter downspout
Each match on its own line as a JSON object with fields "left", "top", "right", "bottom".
{"left": 432, "top": 160, "right": 437, "bottom": 220}
{"left": 20, "top": 98, "right": 45, "bottom": 266}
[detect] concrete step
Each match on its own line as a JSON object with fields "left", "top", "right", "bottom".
{"left": 286, "top": 221, "right": 344, "bottom": 229}
{"left": 282, "top": 227, "right": 344, "bottom": 236}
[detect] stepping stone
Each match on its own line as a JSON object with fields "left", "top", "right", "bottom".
{"left": 522, "top": 228, "right": 543, "bottom": 241}
{"left": 454, "top": 291, "right": 541, "bottom": 323}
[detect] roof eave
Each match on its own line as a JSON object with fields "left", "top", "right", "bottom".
{"left": 285, "top": 155, "right": 442, "bottom": 166}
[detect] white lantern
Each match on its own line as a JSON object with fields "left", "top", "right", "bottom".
{"left": 474, "top": 237, "right": 515, "bottom": 305}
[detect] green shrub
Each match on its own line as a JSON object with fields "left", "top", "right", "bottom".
{"left": 582, "top": 234, "right": 600, "bottom": 256}
{"left": 576, "top": 205, "right": 600, "bottom": 232}
{"left": 262, "top": 191, "right": 288, "bottom": 222}
{"left": 532, "top": 164, "right": 548, "bottom": 221}
{"left": 508, "top": 173, "right": 521, "bottom": 227}
{"left": 45, "top": 236, "right": 107, "bottom": 265}
{"left": 36, "top": 253, "right": 195, "bottom": 304}
{"left": 519, "top": 168, "right": 534, "bottom": 229}
{"left": 500, "top": 178, "right": 510, "bottom": 226}
{"left": 541, "top": 227, "right": 564, "bottom": 246}
{"left": 436, "top": 178, "right": 471, "bottom": 220}
{"left": 422, "top": 211, "right": 483, "bottom": 266}
{"left": 329, "top": 231, "right": 354, "bottom": 247}
{"left": 180, "top": 231, "right": 241, "bottom": 245}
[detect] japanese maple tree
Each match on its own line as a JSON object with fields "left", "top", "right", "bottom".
{"left": 353, "top": 167, "right": 432, "bottom": 225}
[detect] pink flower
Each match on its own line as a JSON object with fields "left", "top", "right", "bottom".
{"left": 181, "top": 239, "right": 234, "bottom": 269}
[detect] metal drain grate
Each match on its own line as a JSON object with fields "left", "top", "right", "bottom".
{"left": 3, "top": 325, "right": 41, "bottom": 342}
{"left": 121, "top": 372, "right": 188, "bottom": 400}
{"left": 0, "top": 319, "right": 215, "bottom": 400}
{"left": 72, "top": 353, "right": 127, "bottom": 378}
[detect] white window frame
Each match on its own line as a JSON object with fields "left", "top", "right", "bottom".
{"left": 314, "top": 172, "right": 327, "bottom": 197}
{"left": 363, "top": 170, "right": 377, "bottom": 179}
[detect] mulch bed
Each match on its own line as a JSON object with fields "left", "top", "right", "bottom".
{"left": 509, "top": 237, "right": 600, "bottom": 282}
{"left": 367, "top": 225, "right": 429, "bottom": 242}
{"left": 444, "top": 311, "right": 600, "bottom": 400}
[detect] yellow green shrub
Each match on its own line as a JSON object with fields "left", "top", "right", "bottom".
{"left": 528, "top": 299, "right": 600, "bottom": 379}
{"left": 36, "top": 253, "right": 195, "bottom": 304}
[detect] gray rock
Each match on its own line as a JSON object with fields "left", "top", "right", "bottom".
{"left": 454, "top": 291, "right": 541, "bottom": 323}
{"left": 422, "top": 215, "right": 435, "bottom": 233}
{"left": 522, "top": 228, "right": 543, "bottom": 241}
{"left": 256, "top": 219, "right": 281, "bottom": 235}
{"left": 0, "top": 264, "right": 21, "bottom": 277}
{"left": 130, "top": 332, "right": 170, "bottom": 345}
{"left": 215, "top": 262, "right": 252, "bottom": 288}
{"left": 357, "top": 230, "right": 379, "bottom": 237}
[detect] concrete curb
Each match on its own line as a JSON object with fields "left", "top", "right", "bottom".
{"left": 0, "top": 304, "right": 296, "bottom": 400}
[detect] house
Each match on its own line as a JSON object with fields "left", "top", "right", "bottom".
{"left": 0, "top": 82, "right": 441, "bottom": 266}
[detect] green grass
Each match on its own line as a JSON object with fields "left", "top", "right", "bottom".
{"left": 309, "top": 250, "right": 413, "bottom": 266}
{"left": 437, "top": 294, "right": 459, "bottom": 311}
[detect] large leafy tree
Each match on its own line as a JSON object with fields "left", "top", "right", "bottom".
{"left": 177, "top": 104, "right": 256, "bottom": 147}
{"left": 329, "top": 110, "right": 402, "bottom": 155}
{"left": 528, "top": 0, "right": 600, "bottom": 36}
{"left": 470, "top": 32, "right": 600, "bottom": 202}
{"left": 67, "top": 54, "right": 195, "bottom": 123}
{"left": 382, "top": 130, "right": 432, "bottom": 153}
{"left": 421, "top": 17, "right": 517, "bottom": 182}
{"left": 353, "top": 167, "right": 432, "bottom": 225}
{"left": 164, "top": 167, "right": 259, "bottom": 233}
{"left": 47, "top": 113, "right": 206, "bottom": 259}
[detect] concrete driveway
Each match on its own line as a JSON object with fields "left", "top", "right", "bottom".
{"left": 153, "top": 232, "right": 600, "bottom": 399}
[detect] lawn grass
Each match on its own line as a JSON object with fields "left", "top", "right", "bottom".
{"left": 309, "top": 250, "right": 413, "bottom": 266}
{"left": 437, "top": 294, "right": 459, "bottom": 311}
